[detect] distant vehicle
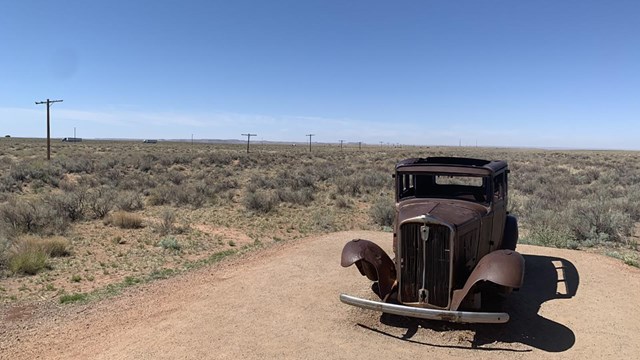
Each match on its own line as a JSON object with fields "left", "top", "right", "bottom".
{"left": 4, "top": 135, "right": 10, "bottom": 138}
{"left": 143, "top": 139, "right": 158, "bottom": 144}
{"left": 61, "top": 137, "right": 82, "bottom": 142}
{"left": 340, "top": 157, "right": 524, "bottom": 324}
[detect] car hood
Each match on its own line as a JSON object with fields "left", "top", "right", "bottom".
{"left": 397, "top": 199, "right": 488, "bottom": 228}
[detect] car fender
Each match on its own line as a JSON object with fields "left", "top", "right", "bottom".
{"left": 341, "top": 239, "right": 396, "bottom": 300}
{"left": 450, "top": 249, "right": 525, "bottom": 310}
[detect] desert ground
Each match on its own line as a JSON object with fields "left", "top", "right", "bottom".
{"left": 2, "top": 140, "right": 640, "bottom": 359}
{"left": 2, "top": 231, "right": 639, "bottom": 359}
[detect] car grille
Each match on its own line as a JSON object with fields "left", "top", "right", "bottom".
{"left": 399, "top": 223, "right": 451, "bottom": 307}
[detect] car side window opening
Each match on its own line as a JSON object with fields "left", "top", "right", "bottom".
{"left": 493, "top": 173, "right": 505, "bottom": 201}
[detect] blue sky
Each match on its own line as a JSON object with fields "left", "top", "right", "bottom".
{"left": 1, "top": 1, "right": 639, "bottom": 149}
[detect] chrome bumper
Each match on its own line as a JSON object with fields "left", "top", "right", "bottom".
{"left": 340, "top": 294, "right": 509, "bottom": 324}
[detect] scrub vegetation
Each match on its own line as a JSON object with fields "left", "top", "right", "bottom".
{"left": 0, "top": 138, "right": 638, "bottom": 304}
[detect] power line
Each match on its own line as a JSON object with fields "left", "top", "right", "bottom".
{"left": 306, "top": 134, "right": 315, "bottom": 152}
{"left": 241, "top": 133, "right": 257, "bottom": 153}
{"left": 35, "top": 98, "right": 63, "bottom": 160}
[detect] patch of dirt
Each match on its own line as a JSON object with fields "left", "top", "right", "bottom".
{"left": 1, "top": 231, "right": 639, "bottom": 359}
{"left": 192, "top": 224, "right": 253, "bottom": 246}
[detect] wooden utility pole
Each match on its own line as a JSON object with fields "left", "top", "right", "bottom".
{"left": 306, "top": 134, "right": 315, "bottom": 152}
{"left": 241, "top": 133, "right": 257, "bottom": 153}
{"left": 35, "top": 98, "right": 63, "bottom": 160}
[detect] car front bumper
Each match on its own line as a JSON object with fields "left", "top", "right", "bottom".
{"left": 340, "top": 294, "right": 510, "bottom": 324}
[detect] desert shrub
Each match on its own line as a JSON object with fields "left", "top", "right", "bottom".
{"left": 0, "top": 198, "right": 65, "bottom": 236}
{"left": 569, "top": 197, "right": 633, "bottom": 244}
{"left": 9, "top": 160, "right": 62, "bottom": 186}
{"left": 149, "top": 183, "right": 209, "bottom": 208}
{"left": 46, "top": 188, "right": 88, "bottom": 222}
{"left": 148, "top": 185, "right": 173, "bottom": 206}
{"left": 334, "top": 195, "right": 352, "bottom": 209}
{"left": 166, "top": 170, "right": 186, "bottom": 185}
{"left": 105, "top": 211, "right": 144, "bottom": 229}
{"left": 133, "top": 154, "right": 157, "bottom": 172}
{"left": 369, "top": 197, "right": 395, "bottom": 227}
{"left": 55, "top": 156, "right": 94, "bottom": 174}
{"left": 158, "top": 236, "right": 181, "bottom": 251}
{"left": 0, "top": 174, "right": 18, "bottom": 193}
{"left": 86, "top": 187, "right": 116, "bottom": 219}
{"left": 103, "top": 168, "right": 122, "bottom": 186}
{"left": 157, "top": 209, "right": 175, "bottom": 235}
{"left": 202, "top": 152, "right": 236, "bottom": 166}
{"left": 172, "top": 183, "right": 209, "bottom": 208}
{"left": 276, "top": 188, "right": 314, "bottom": 205}
{"left": 159, "top": 153, "right": 192, "bottom": 167}
{"left": 244, "top": 190, "right": 280, "bottom": 214}
{"left": 335, "top": 175, "right": 361, "bottom": 197}
{"left": 214, "top": 178, "right": 239, "bottom": 192}
{"left": 248, "top": 175, "right": 277, "bottom": 191}
{"left": 118, "top": 171, "right": 157, "bottom": 191}
{"left": 115, "top": 191, "right": 145, "bottom": 211}
{"left": 360, "top": 171, "right": 390, "bottom": 189}
{"left": 0, "top": 232, "right": 10, "bottom": 266}
{"left": 523, "top": 226, "right": 579, "bottom": 249}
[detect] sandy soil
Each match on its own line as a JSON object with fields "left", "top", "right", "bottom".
{"left": 2, "top": 231, "right": 639, "bottom": 359}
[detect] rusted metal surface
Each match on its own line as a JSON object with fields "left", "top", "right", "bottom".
{"left": 341, "top": 156, "right": 524, "bottom": 323}
{"left": 341, "top": 239, "right": 396, "bottom": 300}
{"left": 449, "top": 249, "right": 525, "bottom": 311}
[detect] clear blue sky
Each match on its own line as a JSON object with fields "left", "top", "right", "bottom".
{"left": 1, "top": 1, "right": 639, "bottom": 149}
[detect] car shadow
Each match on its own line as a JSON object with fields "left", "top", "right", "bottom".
{"left": 361, "top": 254, "right": 579, "bottom": 352}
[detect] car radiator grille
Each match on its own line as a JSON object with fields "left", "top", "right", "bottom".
{"left": 399, "top": 223, "right": 451, "bottom": 307}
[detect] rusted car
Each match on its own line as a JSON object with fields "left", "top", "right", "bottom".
{"left": 340, "top": 157, "right": 524, "bottom": 323}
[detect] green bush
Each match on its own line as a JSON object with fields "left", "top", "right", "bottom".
{"left": 158, "top": 237, "right": 181, "bottom": 251}
{"left": 369, "top": 197, "right": 395, "bottom": 227}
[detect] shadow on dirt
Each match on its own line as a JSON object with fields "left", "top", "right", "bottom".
{"left": 360, "top": 254, "right": 579, "bottom": 352}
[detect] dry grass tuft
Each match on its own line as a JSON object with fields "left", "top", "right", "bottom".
{"left": 105, "top": 211, "right": 144, "bottom": 229}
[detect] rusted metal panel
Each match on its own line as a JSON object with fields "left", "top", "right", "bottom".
{"left": 450, "top": 249, "right": 525, "bottom": 310}
{"left": 341, "top": 239, "right": 396, "bottom": 301}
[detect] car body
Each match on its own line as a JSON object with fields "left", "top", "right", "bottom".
{"left": 61, "top": 137, "right": 82, "bottom": 142}
{"left": 340, "top": 157, "right": 524, "bottom": 323}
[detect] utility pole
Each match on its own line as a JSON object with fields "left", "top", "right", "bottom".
{"left": 339, "top": 140, "right": 344, "bottom": 150}
{"left": 306, "top": 134, "right": 315, "bottom": 152}
{"left": 35, "top": 98, "right": 63, "bottom": 160}
{"left": 74, "top": 127, "right": 76, "bottom": 139}
{"left": 241, "top": 133, "right": 257, "bottom": 153}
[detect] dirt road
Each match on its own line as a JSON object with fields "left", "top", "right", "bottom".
{"left": 2, "top": 231, "right": 640, "bottom": 359}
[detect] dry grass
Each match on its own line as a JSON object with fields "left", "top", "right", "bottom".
{"left": 105, "top": 211, "right": 145, "bottom": 229}
{"left": 0, "top": 138, "right": 639, "bottom": 303}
